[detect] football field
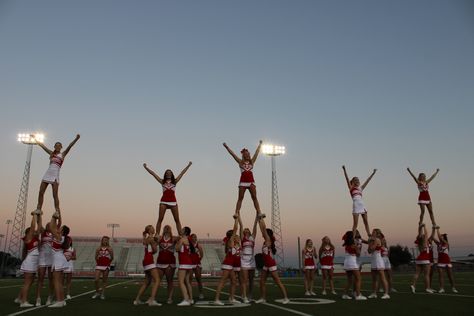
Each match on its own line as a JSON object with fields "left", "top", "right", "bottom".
{"left": 2, "top": 272, "right": 473, "bottom": 316}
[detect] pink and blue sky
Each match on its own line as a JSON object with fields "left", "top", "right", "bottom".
{"left": 1, "top": 0, "right": 473, "bottom": 267}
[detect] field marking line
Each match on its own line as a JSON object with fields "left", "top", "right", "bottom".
{"left": 6, "top": 280, "right": 133, "bottom": 316}
{"left": 0, "top": 285, "right": 23, "bottom": 289}
{"left": 203, "top": 286, "right": 313, "bottom": 316}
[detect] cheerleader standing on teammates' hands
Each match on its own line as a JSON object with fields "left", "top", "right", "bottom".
{"left": 17, "top": 212, "right": 40, "bottom": 308}
{"left": 176, "top": 227, "right": 194, "bottom": 306}
{"left": 367, "top": 229, "right": 390, "bottom": 299}
{"left": 92, "top": 236, "right": 114, "bottom": 300}
{"left": 214, "top": 216, "right": 241, "bottom": 305}
{"left": 239, "top": 215, "right": 258, "bottom": 303}
{"left": 433, "top": 227, "right": 458, "bottom": 293}
{"left": 189, "top": 233, "right": 204, "bottom": 300}
{"left": 223, "top": 141, "right": 265, "bottom": 218}
{"left": 319, "top": 236, "right": 336, "bottom": 295}
{"left": 155, "top": 225, "right": 179, "bottom": 304}
{"left": 342, "top": 165, "right": 376, "bottom": 238}
{"left": 342, "top": 231, "right": 367, "bottom": 300}
{"left": 32, "top": 134, "right": 80, "bottom": 217}
{"left": 134, "top": 225, "right": 162, "bottom": 306}
{"left": 256, "top": 217, "right": 289, "bottom": 304}
{"left": 411, "top": 224, "right": 435, "bottom": 294}
{"left": 407, "top": 168, "right": 439, "bottom": 227}
{"left": 302, "top": 239, "right": 317, "bottom": 296}
{"left": 143, "top": 162, "right": 192, "bottom": 236}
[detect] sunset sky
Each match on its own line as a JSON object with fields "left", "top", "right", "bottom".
{"left": 1, "top": 0, "right": 473, "bottom": 267}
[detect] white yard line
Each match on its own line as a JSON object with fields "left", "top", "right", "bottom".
{"left": 0, "top": 285, "right": 23, "bottom": 289}
{"left": 203, "top": 286, "right": 313, "bottom": 316}
{"left": 6, "top": 280, "right": 133, "bottom": 316}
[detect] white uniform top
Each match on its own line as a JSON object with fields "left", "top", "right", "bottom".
{"left": 351, "top": 187, "right": 367, "bottom": 214}
{"left": 42, "top": 153, "right": 64, "bottom": 184}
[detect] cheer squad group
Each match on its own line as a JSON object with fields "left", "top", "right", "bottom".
{"left": 14, "top": 134, "right": 458, "bottom": 308}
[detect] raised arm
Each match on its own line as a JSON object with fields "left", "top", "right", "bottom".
{"left": 252, "top": 216, "right": 258, "bottom": 239}
{"left": 251, "top": 140, "right": 263, "bottom": 164}
{"left": 436, "top": 226, "right": 442, "bottom": 242}
{"left": 62, "top": 134, "right": 80, "bottom": 158}
{"left": 342, "top": 165, "right": 351, "bottom": 189}
{"left": 175, "top": 161, "right": 192, "bottom": 184}
{"left": 50, "top": 214, "right": 61, "bottom": 240}
{"left": 258, "top": 218, "right": 270, "bottom": 242}
{"left": 223, "top": 142, "right": 242, "bottom": 164}
{"left": 427, "top": 169, "right": 440, "bottom": 184}
{"left": 143, "top": 163, "right": 163, "bottom": 184}
{"left": 24, "top": 214, "right": 37, "bottom": 243}
{"left": 32, "top": 135, "right": 53, "bottom": 155}
{"left": 407, "top": 168, "right": 419, "bottom": 184}
{"left": 238, "top": 215, "right": 244, "bottom": 239}
{"left": 232, "top": 215, "right": 239, "bottom": 235}
{"left": 361, "top": 169, "right": 377, "bottom": 190}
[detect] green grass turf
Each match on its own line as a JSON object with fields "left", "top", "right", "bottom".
{"left": 1, "top": 272, "right": 473, "bottom": 316}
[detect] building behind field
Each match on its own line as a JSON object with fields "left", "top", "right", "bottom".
{"left": 72, "top": 237, "right": 224, "bottom": 277}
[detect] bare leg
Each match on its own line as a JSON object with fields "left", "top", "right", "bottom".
{"left": 149, "top": 269, "right": 161, "bottom": 301}
{"left": 352, "top": 214, "right": 359, "bottom": 236}
{"left": 418, "top": 204, "right": 426, "bottom": 226}
{"left": 215, "top": 270, "right": 230, "bottom": 301}
{"left": 240, "top": 269, "right": 248, "bottom": 299}
{"left": 426, "top": 203, "right": 437, "bottom": 226}
{"left": 20, "top": 273, "right": 35, "bottom": 303}
{"left": 229, "top": 270, "right": 237, "bottom": 300}
{"left": 304, "top": 270, "right": 309, "bottom": 292}
{"left": 166, "top": 268, "right": 175, "bottom": 301}
{"left": 329, "top": 269, "right": 335, "bottom": 292}
{"left": 52, "top": 182, "right": 60, "bottom": 213}
{"left": 36, "top": 182, "right": 49, "bottom": 211}
{"left": 235, "top": 187, "right": 246, "bottom": 216}
{"left": 270, "top": 271, "right": 288, "bottom": 299}
{"left": 102, "top": 270, "right": 109, "bottom": 295}
{"left": 446, "top": 267, "right": 456, "bottom": 288}
{"left": 423, "top": 265, "right": 431, "bottom": 290}
{"left": 378, "top": 270, "right": 389, "bottom": 294}
{"left": 94, "top": 270, "right": 102, "bottom": 293}
{"left": 155, "top": 204, "right": 167, "bottom": 236}
{"left": 185, "top": 270, "right": 193, "bottom": 300}
{"left": 345, "top": 271, "right": 353, "bottom": 295}
{"left": 170, "top": 206, "right": 182, "bottom": 236}
{"left": 53, "top": 271, "right": 64, "bottom": 301}
{"left": 65, "top": 273, "right": 72, "bottom": 296}
{"left": 322, "top": 269, "right": 327, "bottom": 292}
{"left": 371, "top": 271, "right": 378, "bottom": 293}
{"left": 354, "top": 270, "right": 361, "bottom": 296}
{"left": 36, "top": 267, "right": 46, "bottom": 301}
{"left": 249, "top": 185, "right": 262, "bottom": 216}
{"left": 438, "top": 267, "right": 445, "bottom": 290}
{"left": 178, "top": 270, "right": 190, "bottom": 301}
{"left": 309, "top": 269, "right": 315, "bottom": 293}
{"left": 362, "top": 213, "right": 370, "bottom": 237}
{"left": 259, "top": 270, "right": 268, "bottom": 300}
{"left": 135, "top": 272, "right": 152, "bottom": 302}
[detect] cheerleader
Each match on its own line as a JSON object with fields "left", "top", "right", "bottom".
{"left": 380, "top": 235, "right": 397, "bottom": 293}
{"left": 255, "top": 217, "right": 289, "bottom": 304}
{"left": 302, "top": 239, "right": 317, "bottom": 296}
{"left": 32, "top": 134, "right": 80, "bottom": 216}
{"left": 407, "top": 168, "right": 439, "bottom": 227}
{"left": 410, "top": 224, "right": 435, "bottom": 293}
{"left": 342, "top": 231, "right": 367, "bottom": 300}
{"left": 342, "top": 165, "right": 376, "bottom": 237}
{"left": 63, "top": 241, "right": 76, "bottom": 300}
{"left": 143, "top": 162, "right": 192, "bottom": 236}
{"left": 17, "top": 212, "right": 40, "bottom": 307}
{"left": 367, "top": 229, "right": 390, "bottom": 299}
{"left": 134, "top": 225, "right": 162, "bottom": 306}
{"left": 239, "top": 216, "right": 258, "bottom": 303}
{"left": 92, "top": 236, "right": 114, "bottom": 300}
{"left": 319, "top": 236, "right": 336, "bottom": 295}
{"left": 214, "top": 216, "right": 241, "bottom": 305}
{"left": 189, "top": 233, "right": 204, "bottom": 300}
{"left": 49, "top": 212, "right": 71, "bottom": 308}
{"left": 433, "top": 227, "right": 458, "bottom": 293}
{"left": 176, "top": 226, "right": 194, "bottom": 306}
{"left": 223, "top": 141, "right": 265, "bottom": 218}
{"left": 155, "top": 225, "right": 179, "bottom": 304}
{"left": 35, "top": 219, "right": 54, "bottom": 306}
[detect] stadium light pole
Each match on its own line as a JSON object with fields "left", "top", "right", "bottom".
{"left": 0, "top": 234, "right": 4, "bottom": 252}
{"left": 8, "top": 133, "right": 44, "bottom": 258}
{"left": 261, "top": 144, "right": 286, "bottom": 268}
{"left": 107, "top": 223, "right": 120, "bottom": 240}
